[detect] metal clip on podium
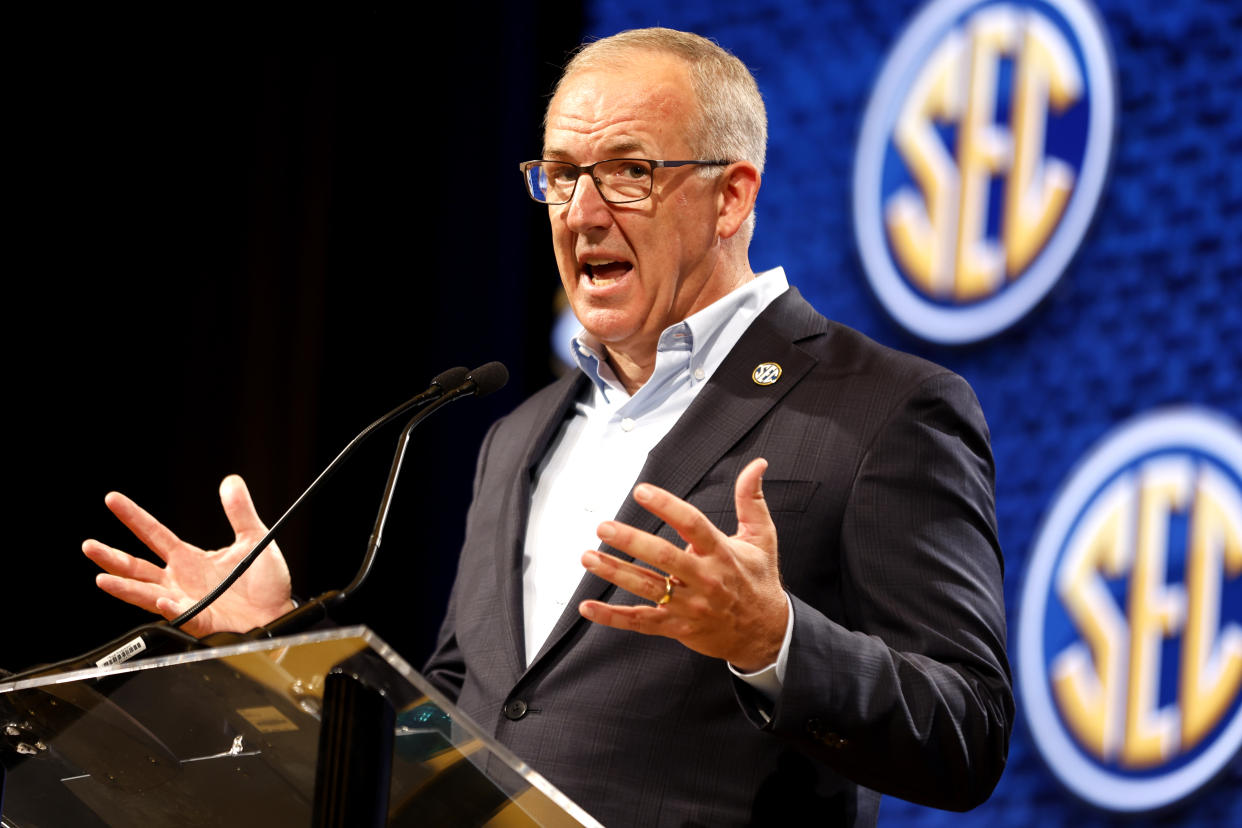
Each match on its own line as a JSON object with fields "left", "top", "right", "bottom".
{"left": 0, "top": 626, "right": 600, "bottom": 827}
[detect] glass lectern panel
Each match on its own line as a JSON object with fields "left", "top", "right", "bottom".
{"left": 0, "top": 626, "right": 599, "bottom": 827}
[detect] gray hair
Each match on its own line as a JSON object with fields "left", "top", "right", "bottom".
{"left": 551, "top": 28, "right": 768, "bottom": 242}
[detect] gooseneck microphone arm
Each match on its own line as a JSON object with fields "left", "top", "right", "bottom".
{"left": 248, "top": 361, "right": 510, "bottom": 639}
{"left": 170, "top": 365, "right": 474, "bottom": 631}
{"left": 343, "top": 361, "right": 509, "bottom": 600}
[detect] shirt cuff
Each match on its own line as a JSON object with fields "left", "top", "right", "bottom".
{"left": 728, "top": 592, "right": 794, "bottom": 703}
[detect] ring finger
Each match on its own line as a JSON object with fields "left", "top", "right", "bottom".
{"left": 582, "top": 550, "right": 680, "bottom": 606}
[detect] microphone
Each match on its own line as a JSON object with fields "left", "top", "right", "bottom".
{"left": 8, "top": 363, "right": 498, "bottom": 682}
{"left": 460, "top": 361, "right": 509, "bottom": 398}
{"left": 169, "top": 364, "right": 478, "bottom": 630}
{"left": 248, "top": 362, "right": 509, "bottom": 639}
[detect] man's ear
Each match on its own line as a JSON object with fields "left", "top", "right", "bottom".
{"left": 716, "top": 161, "right": 761, "bottom": 240}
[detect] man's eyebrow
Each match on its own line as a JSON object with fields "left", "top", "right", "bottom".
{"left": 601, "top": 140, "right": 647, "bottom": 157}
{"left": 541, "top": 141, "right": 649, "bottom": 162}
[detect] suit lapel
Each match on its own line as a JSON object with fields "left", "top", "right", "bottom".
{"left": 524, "top": 289, "right": 828, "bottom": 672}
{"left": 624, "top": 289, "right": 827, "bottom": 513}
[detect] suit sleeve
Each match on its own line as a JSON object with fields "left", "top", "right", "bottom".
{"left": 752, "top": 371, "right": 1013, "bottom": 811}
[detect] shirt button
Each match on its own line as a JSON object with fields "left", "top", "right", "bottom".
{"left": 693, "top": 368, "right": 705, "bottom": 380}
{"left": 620, "top": 418, "right": 636, "bottom": 432}
{"left": 503, "top": 699, "right": 529, "bottom": 720}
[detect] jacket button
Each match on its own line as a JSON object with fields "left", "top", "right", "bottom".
{"left": 503, "top": 699, "right": 528, "bottom": 721}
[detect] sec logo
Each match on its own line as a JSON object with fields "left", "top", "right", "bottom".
{"left": 752, "top": 362, "right": 783, "bottom": 385}
{"left": 1018, "top": 408, "right": 1242, "bottom": 813}
{"left": 853, "top": 0, "right": 1116, "bottom": 344}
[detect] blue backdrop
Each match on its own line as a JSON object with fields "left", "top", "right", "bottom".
{"left": 579, "top": 0, "right": 1240, "bottom": 825}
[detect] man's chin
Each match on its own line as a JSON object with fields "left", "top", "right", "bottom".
{"left": 576, "top": 312, "right": 645, "bottom": 351}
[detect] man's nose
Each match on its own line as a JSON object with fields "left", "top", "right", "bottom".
{"left": 563, "top": 174, "right": 613, "bottom": 234}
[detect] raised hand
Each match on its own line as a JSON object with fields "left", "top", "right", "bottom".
{"left": 579, "top": 457, "right": 789, "bottom": 672}
{"left": 82, "top": 474, "right": 294, "bottom": 637}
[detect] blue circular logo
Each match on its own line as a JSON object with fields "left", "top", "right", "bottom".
{"left": 1018, "top": 408, "right": 1242, "bottom": 813}
{"left": 853, "top": 0, "right": 1116, "bottom": 343}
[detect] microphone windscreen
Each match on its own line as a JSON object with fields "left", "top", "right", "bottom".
{"left": 467, "top": 362, "right": 509, "bottom": 398}
{"left": 432, "top": 366, "right": 470, "bottom": 389}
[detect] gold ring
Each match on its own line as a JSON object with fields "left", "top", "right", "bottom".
{"left": 657, "top": 574, "right": 673, "bottom": 605}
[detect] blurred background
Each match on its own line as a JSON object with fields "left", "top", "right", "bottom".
{"left": 7, "top": 1, "right": 1239, "bottom": 825}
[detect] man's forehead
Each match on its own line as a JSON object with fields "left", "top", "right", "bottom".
{"left": 541, "top": 123, "right": 677, "bottom": 163}
{"left": 542, "top": 60, "right": 695, "bottom": 158}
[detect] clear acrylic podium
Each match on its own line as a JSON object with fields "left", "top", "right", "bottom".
{"left": 0, "top": 626, "right": 601, "bottom": 827}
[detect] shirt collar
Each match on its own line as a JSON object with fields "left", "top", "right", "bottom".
{"left": 571, "top": 267, "right": 790, "bottom": 400}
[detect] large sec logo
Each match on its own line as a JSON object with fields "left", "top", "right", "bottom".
{"left": 853, "top": 0, "right": 1116, "bottom": 344}
{"left": 1018, "top": 408, "right": 1242, "bottom": 813}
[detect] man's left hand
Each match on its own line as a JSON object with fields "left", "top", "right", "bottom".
{"left": 579, "top": 457, "right": 789, "bottom": 672}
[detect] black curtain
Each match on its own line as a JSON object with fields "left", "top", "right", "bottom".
{"left": 8, "top": 8, "right": 583, "bottom": 673}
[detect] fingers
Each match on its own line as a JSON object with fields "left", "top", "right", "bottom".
{"left": 579, "top": 459, "right": 786, "bottom": 666}
{"left": 154, "top": 594, "right": 196, "bottom": 619}
{"left": 578, "top": 587, "right": 699, "bottom": 642}
{"left": 219, "top": 474, "right": 267, "bottom": 539}
{"left": 629, "top": 483, "right": 722, "bottom": 557}
{"left": 611, "top": 456, "right": 775, "bottom": 567}
{"left": 93, "top": 572, "right": 176, "bottom": 618}
{"left": 85, "top": 537, "right": 183, "bottom": 619}
{"left": 595, "top": 519, "right": 690, "bottom": 577}
{"left": 582, "top": 549, "right": 671, "bottom": 605}
{"left": 579, "top": 599, "right": 674, "bottom": 633}
{"left": 82, "top": 539, "right": 168, "bottom": 583}
{"left": 734, "top": 457, "right": 776, "bottom": 549}
{"left": 734, "top": 457, "right": 768, "bottom": 517}
{"left": 103, "top": 491, "right": 185, "bottom": 563}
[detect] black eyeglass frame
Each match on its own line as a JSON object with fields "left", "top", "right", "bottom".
{"left": 519, "top": 158, "right": 731, "bottom": 205}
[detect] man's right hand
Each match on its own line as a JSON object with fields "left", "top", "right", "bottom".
{"left": 82, "top": 474, "right": 295, "bottom": 637}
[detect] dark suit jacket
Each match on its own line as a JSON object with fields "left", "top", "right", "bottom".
{"left": 425, "top": 289, "right": 1013, "bottom": 827}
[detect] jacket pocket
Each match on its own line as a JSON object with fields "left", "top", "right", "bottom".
{"left": 691, "top": 478, "right": 820, "bottom": 514}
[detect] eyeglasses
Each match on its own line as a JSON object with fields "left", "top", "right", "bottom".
{"left": 519, "top": 158, "right": 730, "bottom": 205}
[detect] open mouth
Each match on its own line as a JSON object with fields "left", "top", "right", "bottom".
{"left": 583, "top": 259, "right": 633, "bottom": 286}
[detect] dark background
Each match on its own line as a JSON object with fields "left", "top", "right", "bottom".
{"left": 6, "top": 4, "right": 1240, "bottom": 826}
{"left": 7, "top": 8, "right": 584, "bottom": 674}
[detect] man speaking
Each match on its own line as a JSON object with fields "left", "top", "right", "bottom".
{"left": 85, "top": 28, "right": 1013, "bottom": 826}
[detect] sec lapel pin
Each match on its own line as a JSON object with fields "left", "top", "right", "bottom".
{"left": 752, "top": 362, "right": 782, "bottom": 386}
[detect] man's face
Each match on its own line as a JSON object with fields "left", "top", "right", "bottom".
{"left": 543, "top": 56, "right": 730, "bottom": 366}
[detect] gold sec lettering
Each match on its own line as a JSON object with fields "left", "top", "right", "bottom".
{"left": 954, "top": 5, "right": 1017, "bottom": 300}
{"left": 1050, "top": 457, "right": 1242, "bottom": 765}
{"left": 887, "top": 31, "right": 966, "bottom": 296}
{"left": 1180, "top": 465, "right": 1242, "bottom": 747}
{"left": 1122, "top": 457, "right": 1189, "bottom": 767}
{"left": 1051, "top": 473, "right": 1133, "bottom": 760}
{"left": 1004, "top": 12, "right": 1081, "bottom": 276}
{"left": 885, "top": 4, "right": 1082, "bottom": 301}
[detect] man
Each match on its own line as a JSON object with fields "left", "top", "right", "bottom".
{"left": 86, "top": 28, "right": 1012, "bottom": 827}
